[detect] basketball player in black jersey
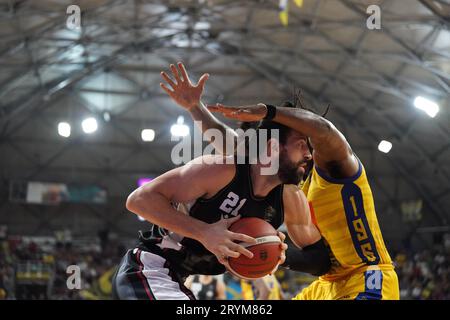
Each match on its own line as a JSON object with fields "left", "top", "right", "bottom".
{"left": 185, "top": 275, "right": 226, "bottom": 300}
{"left": 112, "top": 63, "right": 331, "bottom": 300}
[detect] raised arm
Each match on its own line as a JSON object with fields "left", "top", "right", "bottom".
{"left": 126, "top": 155, "right": 256, "bottom": 264}
{"left": 160, "top": 62, "right": 237, "bottom": 155}
{"left": 208, "top": 103, "right": 359, "bottom": 179}
{"left": 273, "top": 107, "right": 358, "bottom": 178}
{"left": 281, "top": 185, "right": 331, "bottom": 276}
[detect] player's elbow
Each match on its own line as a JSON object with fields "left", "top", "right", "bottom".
{"left": 125, "top": 191, "right": 138, "bottom": 213}
{"left": 126, "top": 189, "right": 146, "bottom": 214}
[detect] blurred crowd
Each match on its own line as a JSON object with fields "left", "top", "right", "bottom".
{"left": 394, "top": 248, "right": 449, "bottom": 300}
{"left": 0, "top": 231, "right": 126, "bottom": 300}
{"left": 0, "top": 233, "right": 448, "bottom": 300}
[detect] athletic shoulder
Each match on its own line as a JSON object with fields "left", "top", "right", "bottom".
{"left": 183, "top": 155, "right": 235, "bottom": 175}
{"left": 283, "top": 184, "right": 307, "bottom": 202}
{"left": 282, "top": 184, "right": 310, "bottom": 224}
{"left": 181, "top": 155, "right": 236, "bottom": 197}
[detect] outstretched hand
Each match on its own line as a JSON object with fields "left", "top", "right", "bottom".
{"left": 160, "top": 62, "right": 209, "bottom": 110}
{"left": 206, "top": 103, "right": 268, "bottom": 122}
{"left": 269, "top": 231, "right": 288, "bottom": 275}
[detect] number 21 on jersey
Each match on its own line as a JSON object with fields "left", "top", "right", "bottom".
{"left": 219, "top": 192, "right": 247, "bottom": 218}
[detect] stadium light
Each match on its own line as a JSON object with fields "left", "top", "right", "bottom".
{"left": 58, "top": 122, "right": 71, "bottom": 138}
{"left": 414, "top": 96, "right": 439, "bottom": 118}
{"left": 378, "top": 140, "right": 392, "bottom": 154}
{"left": 141, "top": 129, "right": 155, "bottom": 142}
{"left": 170, "top": 116, "right": 190, "bottom": 137}
{"left": 81, "top": 117, "right": 98, "bottom": 134}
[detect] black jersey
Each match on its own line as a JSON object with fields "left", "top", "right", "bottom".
{"left": 138, "top": 160, "right": 285, "bottom": 277}
{"left": 191, "top": 276, "right": 219, "bottom": 300}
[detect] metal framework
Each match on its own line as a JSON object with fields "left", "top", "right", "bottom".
{"left": 0, "top": 0, "right": 449, "bottom": 241}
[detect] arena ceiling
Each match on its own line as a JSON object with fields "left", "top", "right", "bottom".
{"left": 0, "top": 0, "right": 449, "bottom": 242}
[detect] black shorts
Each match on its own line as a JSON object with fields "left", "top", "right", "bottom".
{"left": 112, "top": 248, "right": 196, "bottom": 300}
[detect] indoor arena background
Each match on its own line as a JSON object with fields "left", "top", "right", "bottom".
{"left": 0, "top": 0, "right": 449, "bottom": 300}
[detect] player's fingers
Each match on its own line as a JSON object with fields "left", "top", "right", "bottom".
{"left": 170, "top": 64, "right": 182, "bottom": 83}
{"left": 229, "top": 243, "right": 254, "bottom": 259}
{"left": 223, "top": 247, "right": 240, "bottom": 259}
{"left": 206, "top": 104, "right": 220, "bottom": 112}
{"left": 217, "top": 256, "right": 227, "bottom": 265}
{"left": 177, "top": 62, "right": 191, "bottom": 82}
{"left": 160, "top": 83, "right": 175, "bottom": 98}
{"left": 279, "top": 254, "right": 286, "bottom": 265}
{"left": 277, "top": 231, "right": 286, "bottom": 242}
{"left": 206, "top": 103, "right": 230, "bottom": 112}
{"left": 197, "top": 73, "right": 209, "bottom": 90}
{"left": 160, "top": 71, "right": 176, "bottom": 88}
{"left": 227, "top": 110, "right": 251, "bottom": 119}
{"left": 280, "top": 242, "right": 288, "bottom": 251}
{"left": 224, "top": 215, "right": 241, "bottom": 227}
{"left": 231, "top": 109, "right": 250, "bottom": 116}
{"left": 230, "top": 232, "right": 257, "bottom": 244}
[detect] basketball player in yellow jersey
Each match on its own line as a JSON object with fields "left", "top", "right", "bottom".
{"left": 233, "top": 275, "right": 284, "bottom": 300}
{"left": 208, "top": 100, "right": 399, "bottom": 300}
{"left": 158, "top": 62, "right": 396, "bottom": 299}
{"left": 253, "top": 275, "right": 285, "bottom": 300}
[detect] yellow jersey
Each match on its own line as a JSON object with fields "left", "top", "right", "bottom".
{"left": 240, "top": 280, "right": 255, "bottom": 300}
{"left": 240, "top": 276, "right": 282, "bottom": 300}
{"left": 301, "top": 159, "right": 394, "bottom": 281}
{"left": 261, "top": 275, "right": 282, "bottom": 300}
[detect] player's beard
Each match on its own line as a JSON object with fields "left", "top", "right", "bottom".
{"left": 277, "top": 150, "right": 305, "bottom": 185}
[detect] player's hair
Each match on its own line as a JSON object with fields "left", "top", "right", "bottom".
{"left": 292, "top": 88, "right": 331, "bottom": 118}
{"left": 237, "top": 119, "right": 292, "bottom": 162}
{"left": 238, "top": 115, "right": 293, "bottom": 150}
{"left": 262, "top": 100, "right": 299, "bottom": 144}
{"left": 290, "top": 89, "right": 332, "bottom": 154}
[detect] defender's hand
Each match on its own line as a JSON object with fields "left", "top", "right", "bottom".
{"left": 277, "top": 231, "right": 288, "bottom": 266}
{"left": 270, "top": 231, "right": 288, "bottom": 275}
{"left": 199, "top": 215, "right": 257, "bottom": 266}
{"left": 160, "top": 62, "right": 209, "bottom": 110}
{"left": 207, "top": 103, "right": 268, "bottom": 122}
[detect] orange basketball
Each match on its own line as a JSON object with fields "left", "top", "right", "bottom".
{"left": 227, "top": 217, "right": 282, "bottom": 279}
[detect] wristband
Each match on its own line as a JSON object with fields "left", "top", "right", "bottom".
{"left": 263, "top": 104, "right": 276, "bottom": 120}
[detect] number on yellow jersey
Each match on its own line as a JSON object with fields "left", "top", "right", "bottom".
{"left": 342, "top": 183, "right": 380, "bottom": 264}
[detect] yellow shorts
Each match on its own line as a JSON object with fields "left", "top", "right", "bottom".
{"left": 293, "top": 267, "right": 399, "bottom": 300}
